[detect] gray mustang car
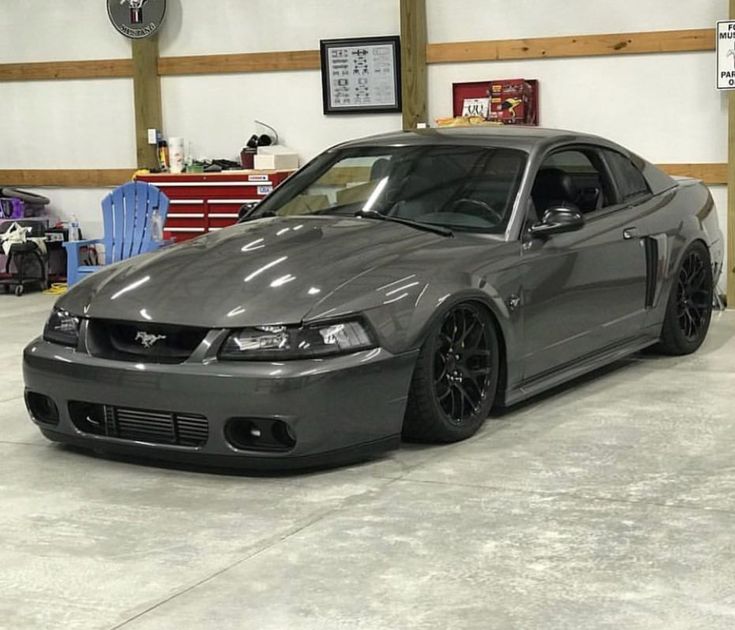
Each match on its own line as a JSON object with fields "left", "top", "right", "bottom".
{"left": 23, "top": 127, "right": 723, "bottom": 468}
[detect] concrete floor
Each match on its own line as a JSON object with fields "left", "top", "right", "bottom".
{"left": 2, "top": 293, "right": 735, "bottom": 630}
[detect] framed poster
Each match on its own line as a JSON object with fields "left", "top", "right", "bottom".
{"left": 320, "top": 36, "right": 402, "bottom": 114}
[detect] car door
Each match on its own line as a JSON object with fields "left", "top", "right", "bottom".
{"left": 519, "top": 146, "right": 650, "bottom": 381}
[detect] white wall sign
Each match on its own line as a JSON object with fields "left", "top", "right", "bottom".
{"left": 717, "top": 20, "right": 735, "bottom": 90}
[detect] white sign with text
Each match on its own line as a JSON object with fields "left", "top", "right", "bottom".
{"left": 717, "top": 21, "right": 735, "bottom": 90}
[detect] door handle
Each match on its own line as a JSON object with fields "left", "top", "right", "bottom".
{"left": 623, "top": 227, "right": 640, "bottom": 240}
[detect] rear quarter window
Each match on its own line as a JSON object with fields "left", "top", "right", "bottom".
{"left": 605, "top": 150, "right": 651, "bottom": 202}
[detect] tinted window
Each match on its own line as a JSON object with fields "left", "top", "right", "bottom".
{"left": 533, "top": 149, "right": 611, "bottom": 214}
{"left": 605, "top": 151, "right": 650, "bottom": 201}
{"left": 253, "top": 145, "right": 527, "bottom": 235}
{"left": 543, "top": 150, "right": 597, "bottom": 173}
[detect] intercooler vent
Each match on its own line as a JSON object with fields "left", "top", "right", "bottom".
{"left": 69, "top": 402, "right": 208, "bottom": 447}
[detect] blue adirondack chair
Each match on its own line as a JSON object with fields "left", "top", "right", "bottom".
{"left": 64, "top": 181, "right": 169, "bottom": 286}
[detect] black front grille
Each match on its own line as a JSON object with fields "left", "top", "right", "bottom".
{"left": 87, "top": 319, "right": 208, "bottom": 364}
{"left": 69, "top": 402, "right": 208, "bottom": 447}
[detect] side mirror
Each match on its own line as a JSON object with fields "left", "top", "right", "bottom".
{"left": 529, "top": 206, "right": 585, "bottom": 237}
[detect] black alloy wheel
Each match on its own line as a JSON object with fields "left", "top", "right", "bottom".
{"left": 657, "top": 241, "right": 713, "bottom": 355}
{"left": 403, "top": 303, "right": 499, "bottom": 442}
{"left": 676, "top": 249, "right": 710, "bottom": 341}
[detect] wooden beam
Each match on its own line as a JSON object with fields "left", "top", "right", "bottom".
{"left": 158, "top": 50, "right": 320, "bottom": 76}
{"left": 729, "top": 0, "right": 735, "bottom": 307}
{"left": 131, "top": 36, "right": 163, "bottom": 170}
{"left": 427, "top": 28, "right": 715, "bottom": 64}
{"left": 0, "top": 164, "right": 722, "bottom": 190}
{"left": 0, "top": 29, "right": 716, "bottom": 83}
{"left": 0, "top": 59, "right": 133, "bottom": 81}
{"left": 400, "top": 0, "right": 428, "bottom": 130}
{"left": 0, "top": 169, "right": 135, "bottom": 187}
{"left": 658, "top": 163, "right": 727, "bottom": 186}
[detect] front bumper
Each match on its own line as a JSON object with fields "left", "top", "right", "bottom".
{"left": 23, "top": 338, "right": 417, "bottom": 470}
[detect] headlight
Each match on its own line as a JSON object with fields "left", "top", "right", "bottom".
{"left": 43, "top": 309, "right": 80, "bottom": 347}
{"left": 219, "top": 320, "right": 375, "bottom": 360}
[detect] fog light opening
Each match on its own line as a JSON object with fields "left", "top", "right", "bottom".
{"left": 26, "top": 392, "right": 60, "bottom": 425}
{"left": 225, "top": 418, "right": 296, "bottom": 453}
{"left": 68, "top": 401, "right": 106, "bottom": 435}
{"left": 271, "top": 421, "right": 296, "bottom": 450}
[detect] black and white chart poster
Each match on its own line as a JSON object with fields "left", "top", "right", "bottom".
{"left": 320, "top": 37, "right": 402, "bottom": 114}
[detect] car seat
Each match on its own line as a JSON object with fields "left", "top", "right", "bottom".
{"left": 531, "top": 168, "right": 580, "bottom": 216}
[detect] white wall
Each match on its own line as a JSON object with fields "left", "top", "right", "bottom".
{"left": 0, "top": 0, "right": 729, "bottom": 293}
{"left": 0, "top": 0, "right": 131, "bottom": 63}
{"left": 159, "top": 0, "right": 399, "bottom": 56}
{"left": 427, "top": 0, "right": 722, "bottom": 41}
{"left": 0, "top": 79, "right": 136, "bottom": 169}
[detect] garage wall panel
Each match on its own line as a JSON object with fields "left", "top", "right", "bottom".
{"left": 0, "top": 79, "right": 137, "bottom": 170}
{"left": 427, "top": 0, "right": 722, "bottom": 43}
{"left": 0, "top": 0, "right": 131, "bottom": 63}
{"left": 159, "top": 0, "right": 400, "bottom": 56}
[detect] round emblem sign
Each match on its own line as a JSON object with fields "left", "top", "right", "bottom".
{"left": 107, "top": 0, "right": 167, "bottom": 39}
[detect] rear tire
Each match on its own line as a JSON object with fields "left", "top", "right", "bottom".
{"left": 656, "top": 241, "right": 713, "bottom": 356}
{"left": 403, "top": 302, "right": 500, "bottom": 443}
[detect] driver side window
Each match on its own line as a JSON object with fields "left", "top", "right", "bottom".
{"left": 530, "top": 149, "right": 612, "bottom": 223}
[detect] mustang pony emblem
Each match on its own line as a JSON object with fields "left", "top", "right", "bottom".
{"left": 121, "top": 0, "right": 149, "bottom": 24}
{"left": 135, "top": 331, "right": 167, "bottom": 348}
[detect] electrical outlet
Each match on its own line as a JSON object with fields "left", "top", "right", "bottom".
{"left": 148, "top": 128, "right": 158, "bottom": 144}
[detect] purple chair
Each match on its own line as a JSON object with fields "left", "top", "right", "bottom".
{"left": 64, "top": 181, "right": 169, "bottom": 286}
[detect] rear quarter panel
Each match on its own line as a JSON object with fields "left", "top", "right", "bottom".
{"left": 641, "top": 178, "right": 723, "bottom": 328}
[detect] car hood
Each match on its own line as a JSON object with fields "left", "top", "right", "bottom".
{"left": 59, "top": 216, "right": 502, "bottom": 328}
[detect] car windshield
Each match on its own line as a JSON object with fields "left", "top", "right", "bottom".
{"left": 250, "top": 144, "right": 527, "bottom": 235}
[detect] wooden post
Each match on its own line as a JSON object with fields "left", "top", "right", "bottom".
{"left": 132, "top": 35, "right": 163, "bottom": 169}
{"left": 400, "top": 0, "right": 428, "bottom": 130}
{"left": 729, "top": 0, "right": 735, "bottom": 307}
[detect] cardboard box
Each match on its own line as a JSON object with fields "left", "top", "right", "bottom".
{"left": 254, "top": 146, "right": 300, "bottom": 171}
{"left": 487, "top": 79, "right": 537, "bottom": 125}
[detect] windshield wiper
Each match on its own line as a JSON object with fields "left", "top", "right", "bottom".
{"left": 354, "top": 211, "right": 453, "bottom": 237}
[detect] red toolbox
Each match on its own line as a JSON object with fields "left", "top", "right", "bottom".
{"left": 136, "top": 170, "right": 293, "bottom": 242}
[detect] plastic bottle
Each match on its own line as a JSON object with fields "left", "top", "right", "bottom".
{"left": 157, "top": 140, "right": 170, "bottom": 171}
{"left": 69, "top": 214, "right": 80, "bottom": 242}
{"left": 185, "top": 141, "right": 194, "bottom": 171}
{"left": 151, "top": 208, "right": 163, "bottom": 242}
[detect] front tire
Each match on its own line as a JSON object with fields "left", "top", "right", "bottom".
{"left": 403, "top": 303, "right": 500, "bottom": 442}
{"left": 657, "top": 241, "right": 713, "bottom": 355}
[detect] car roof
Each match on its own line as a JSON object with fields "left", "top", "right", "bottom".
{"left": 331, "top": 126, "right": 615, "bottom": 153}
